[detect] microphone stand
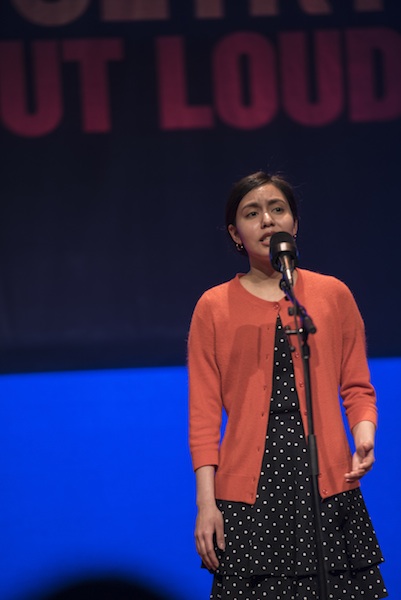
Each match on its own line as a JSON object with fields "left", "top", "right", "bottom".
{"left": 280, "top": 276, "right": 329, "bottom": 600}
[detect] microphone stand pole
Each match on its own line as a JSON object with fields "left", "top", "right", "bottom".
{"left": 280, "top": 277, "right": 328, "bottom": 600}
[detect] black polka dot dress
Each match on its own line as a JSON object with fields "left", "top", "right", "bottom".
{"left": 210, "top": 317, "right": 387, "bottom": 600}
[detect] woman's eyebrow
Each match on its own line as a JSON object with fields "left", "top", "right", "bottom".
{"left": 241, "top": 198, "right": 285, "bottom": 211}
{"left": 241, "top": 201, "right": 260, "bottom": 211}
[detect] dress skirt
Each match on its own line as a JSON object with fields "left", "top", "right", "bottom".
{"left": 209, "top": 318, "right": 387, "bottom": 600}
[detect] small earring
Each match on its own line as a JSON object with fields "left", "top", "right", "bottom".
{"left": 293, "top": 234, "right": 297, "bottom": 240}
{"left": 235, "top": 242, "right": 244, "bottom": 252}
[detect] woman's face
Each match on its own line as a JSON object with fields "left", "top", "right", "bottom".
{"left": 228, "top": 183, "right": 298, "bottom": 266}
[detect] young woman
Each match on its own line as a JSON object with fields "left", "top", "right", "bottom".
{"left": 188, "top": 171, "right": 387, "bottom": 599}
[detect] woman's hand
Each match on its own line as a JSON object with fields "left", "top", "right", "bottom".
{"left": 345, "top": 420, "right": 376, "bottom": 483}
{"left": 195, "top": 503, "right": 225, "bottom": 571}
{"left": 194, "top": 465, "right": 225, "bottom": 571}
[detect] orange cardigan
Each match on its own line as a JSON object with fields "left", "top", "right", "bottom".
{"left": 188, "top": 269, "right": 377, "bottom": 504}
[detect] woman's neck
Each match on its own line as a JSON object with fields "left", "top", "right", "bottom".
{"left": 239, "top": 264, "right": 297, "bottom": 302}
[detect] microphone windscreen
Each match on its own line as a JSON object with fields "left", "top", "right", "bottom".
{"left": 269, "top": 232, "right": 298, "bottom": 272}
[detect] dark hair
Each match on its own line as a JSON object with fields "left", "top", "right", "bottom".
{"left": 225, "top": 171, "right": 299, "bottom": 255}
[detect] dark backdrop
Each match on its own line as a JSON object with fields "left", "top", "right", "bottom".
{"left": 1, "top": 0, "right": 400, "bottom": 373}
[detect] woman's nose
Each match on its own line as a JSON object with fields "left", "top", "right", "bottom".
{"left": 261, "top": 210, "right": 273, "bottom": 226}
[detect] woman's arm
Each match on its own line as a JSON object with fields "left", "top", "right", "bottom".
{"left": 188, "top": 294, "right": 225, "bottom": 569}
{"left": 194, "top": 465, "right": 225, "bottom": 571}
{"left": 344, "top": 420, "right": 376, "bottom": 483}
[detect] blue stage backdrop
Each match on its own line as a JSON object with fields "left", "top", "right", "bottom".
{"left": 0, "top": 360, "right": 399, "bottom": 600}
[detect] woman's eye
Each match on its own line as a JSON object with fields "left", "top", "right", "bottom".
{"left": 247, "top": 211, "right": 258, "bottom": 217}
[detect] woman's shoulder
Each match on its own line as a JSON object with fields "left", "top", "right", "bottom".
{"left": 298, "top": 268, "right": 352, "bottom": 295}
{"left": 297, "top": 268, "right": 362, "bottom": 318}
{"left": 192, "top": 275, "right": 243, "bottom": 318}
{"left": 196, "top": 275, "right": 238, "bottom": 305}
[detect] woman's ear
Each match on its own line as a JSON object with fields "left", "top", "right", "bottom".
{"left": 228, "top": 224, "right": 242, "bottom": 245}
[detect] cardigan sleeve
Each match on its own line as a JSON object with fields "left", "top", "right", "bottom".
{"left": 188, "top": 293, "right": 223, "bottom": 472}
{"left": 337, "top": 282, "right": 377, "bottom": 431}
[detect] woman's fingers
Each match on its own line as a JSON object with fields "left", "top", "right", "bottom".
{"left": 195, "top": 506, "right": 225, "bottom": 571}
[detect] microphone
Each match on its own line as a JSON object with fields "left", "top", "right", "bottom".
{"left": 269, "top": 231, "right": 298, "bottom": 287}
